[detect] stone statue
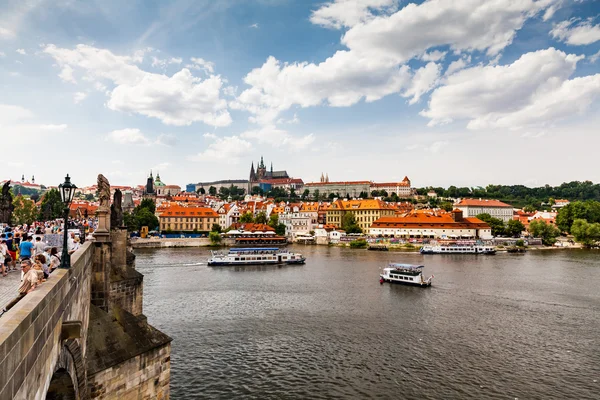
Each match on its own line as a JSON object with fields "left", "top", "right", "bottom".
{"left": 111, "top": 189, "right": 124, "bottom": 228}
{"left": 97, "top": 174, "right": 111, "bottom": 209}
{"left": 0, "top": 181, "right": 14, "bottom": 224}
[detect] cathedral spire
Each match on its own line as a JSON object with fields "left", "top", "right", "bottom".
{"left": 260, "top": 156, "right": 265, "bottom": 169}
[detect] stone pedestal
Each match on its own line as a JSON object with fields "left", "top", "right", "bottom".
{"left": 94, "top": 207, "right": 110, "bottom": 242}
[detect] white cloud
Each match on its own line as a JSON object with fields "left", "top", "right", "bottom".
{"left": 421, "top": 50, "right": 447, "bottom": 62}
{"left": 0, "top": 104, "right": 34, "bottom": 125}
{"left": 427, "top": 141, "right": 448, "bottom": 154}
{"left": 240, "top": 125, "right": 316, "bottom": 149}
{"left": 156, "top": 133, "right": 177, "bottom": 146}
{"left": 249, "top": 23, "right": 259, "bottom": 29}
{"left": 191, "top": 135, "right": 253, "bottom": 162}
{"left": 0, "top": 27, "right": 14, "bottom": 38}
{"left": 188, "top": 57, "right": 215, "bottom": 74}
{"left": 0, "top": 51, "right": 5, "bottom": 57}
{"left": 151, "top": 56, "right": 183, "bottom": 69}
{"left": 16, "top": 48, "right": 26, "bottom": 55}
{"left": 43, "top": 44, "right": 231, "bottom": 127}
{"left": 403, "top": 62, "right": 441, "bottom": 105}
{"left": 74, "top": 92, "right": 87, "bottom": 104}
{"left": 39, "top": 124, "right": 68, "bottom": 132}
{"left": 550, "top": 18, "right": 600, "bottom": 45}
{"left": 232, "top": 54, "right": 412, "bottom": 124}
{"left": 422, "top": 48, "right": 600, "bottom": 130}
{"left": 591, "top": 50, "right": 600, "bottom": 63}
{"left": 108, "top": 128, "right": 151, "bottom": 145}
{"left": 445, "top": 56, "right": 471, "bottom": 76}
{"left": 235, "top": 0, "right": 560, "bottom": 124}
{"left": 310, "top": 0, "right": 398, "bottom": 29}
{"left": 59, "top": 65, "right": 76, "bottom": 83}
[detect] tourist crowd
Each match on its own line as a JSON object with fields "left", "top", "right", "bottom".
{"left": 0, "top": 218, "right": 97, "bottom": 317}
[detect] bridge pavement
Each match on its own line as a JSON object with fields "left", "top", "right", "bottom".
{"left": 0, "top": 268, "right": 21, "bottom": 310}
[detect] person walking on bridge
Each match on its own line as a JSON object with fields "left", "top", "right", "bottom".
{"left": 0, "top": 259, "right": 38, "bottom": 317}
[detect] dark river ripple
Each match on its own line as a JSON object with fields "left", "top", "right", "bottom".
{"left": 135, "top": 246, "right": 600, "bottom": 399}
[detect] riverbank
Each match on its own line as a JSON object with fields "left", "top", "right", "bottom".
{"left": 131, "top": 237, "right": 212, "bottom": 248}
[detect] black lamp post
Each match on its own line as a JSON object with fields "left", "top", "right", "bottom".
{"left": 58, "top": 174, "right": 77, "bottom": 269}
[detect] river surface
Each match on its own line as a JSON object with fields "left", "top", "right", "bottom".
{"left": 135, "top": 246, "right": 599, "bottom": 399}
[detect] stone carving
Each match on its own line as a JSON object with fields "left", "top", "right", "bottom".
{"left": 98, "top": 174, "right": 111, "bottom": 209}
{"left": 94, "top": 174, "right": 111, "bottom": 240}
{"left": 111, "top": 189, "right": 124, "bottom": 228}
{"left": 0, "top": 181, "right": 14, "bottom": 224}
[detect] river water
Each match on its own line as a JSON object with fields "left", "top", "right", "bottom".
{"left": 135, "top": 246, "right": 599, "bottom": 399}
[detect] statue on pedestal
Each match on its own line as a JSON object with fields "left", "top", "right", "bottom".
{"left": 111, "top": 189, "right": 124, "bottom": 228}
{"left": 94, "top": 174, "right": 111, "bottom": 240}
{"left": 0, "top": 181, "right": 14, "bottom": 224}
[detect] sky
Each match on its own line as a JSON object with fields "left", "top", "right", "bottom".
{"left": 1, "top": 0, "right": 600, "bottom": 189}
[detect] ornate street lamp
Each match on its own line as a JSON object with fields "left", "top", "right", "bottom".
{"left": 58, "top": 174, "right": 77, "bottom": 269}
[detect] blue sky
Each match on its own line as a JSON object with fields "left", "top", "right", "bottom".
{"left": 1, "top": 0, "right": 600, "bottom": 189}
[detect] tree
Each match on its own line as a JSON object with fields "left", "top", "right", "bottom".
{"left": 268, "top": 212, "right": 279, "bottom": 228}
{"left": 239, "top": 212, "right": 254, "bottom": 223}
{"left": 571, "top": 219, "right": 600, "bottom": 247}
{"left": 124, "top": 212, "right": 137, "bottom": 232}
{"left": 313, "top": 189, "right": 320, "bottom": 201}
{"left": 523, "top": 205, "right": 537, "bottom": 213}
{"left": 38, "top": 188, "right": 63, "bottom": 221}
{"left": 251, "top": 186, "right": 263, "bottom": 196}
{"left": 476, "top": 213, "right": 506, "bottom": 237}
{"left": 439, "top": 201, "right": 453, "bottom": 212}
{"left": 135, "top": 208, "right": 159, "bottom": 230}
{"left": 359, "top": 191, "right": 368, "bottom": 199}
{"left": 209, "top": 186, "right": 217, "bottom": 196}
{"left": 290, "top": 188, "right": 297, "bottom": 199}
{"left": 219, "top": 186, "right": 230, "bottom": 199}
{"left": 506, "top": 219, "right": 525, "bottom": 237}
{"left": 529, "top": 219, "right": 560, "bottom": 246}
{"left": 328, "top": 192, "right": 337, "bottom": 200}
{"left": 342, "top": 212, "right": 362, "bottom": 234}
{"left": 12, "top": 196, "right": 37, "bottom": 225}
{"left": 302, "top": 189, "right": 310, "bottom": 200}
{"left": 199, "top": 187, "right": 206, "bottom": 195}
{"left": 211, "top": 223, "right": 222, "bottom": 233}
{"left": 209, "top": 231, "right": 222, "bottom": 245}
{"left": 255, "top": 211, "right": 268, "bottom": 224}
{"left": 139, "top": 198, "right": 156, "bottom": 214}
{"left": 275, "top": 223, "right": 286, "bottom": 236}
{"left": 557, "top": 201, "right": 600, "bottom": 233}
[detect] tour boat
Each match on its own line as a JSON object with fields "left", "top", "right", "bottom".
{"left": 379, "top": 264, "right": 433, "bottom": 287}
{"left": 420, "top": 243, "right": 496, "bottom": 255}
{"left": 208, "top": 247, "right": 306, "bottom": 266}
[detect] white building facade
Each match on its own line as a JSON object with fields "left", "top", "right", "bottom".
{"left": 454, "top": 199, "right": 513, "bottom": 222}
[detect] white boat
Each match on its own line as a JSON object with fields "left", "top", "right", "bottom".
{"left": 208, "top": 247, "right": 306, "bottom": 266}
{"left": 420, "top": 242, "right": 496, "bottom": 254}
{"left": 379, "top": 264, "right": 433, "bottom": 287}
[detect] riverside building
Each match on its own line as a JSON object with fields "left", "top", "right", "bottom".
{"left": 454, "top": 199, "right": 513, "bottom": 222}
{"left": 370, "top": 209, "right": 492, "bottom": 239}
{"left": 326, "top": 199, "right": 397, "bottom": 232}
{"left": 159, "top": 205, "right": 219, "bottom": 232}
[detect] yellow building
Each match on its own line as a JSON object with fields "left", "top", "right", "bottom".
{"left": 326, "top": 199, "right": 396, "bottom": 232}
{"left": 159, "top": 205, "right": 219, "bottom": 232}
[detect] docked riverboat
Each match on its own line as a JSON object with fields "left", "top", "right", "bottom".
{"left": 420, "top": 242, "right": 496, "bottom": 254}
{"left": 379, "top": 264, "right": 433, "bottom": 287}
{"left": 208, "top": 247, "right": 306, "bottom": 266}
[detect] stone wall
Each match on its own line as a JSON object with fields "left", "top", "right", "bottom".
{"left": 131, "top": 238, "right": 211, "bottom": 249}
{"left": 109, "top": 273, "right": 143, "bottom": 316}
{"left": 0, "top": 242, "right": 93, "bottom": 400}
{"left": 88, "top": 343, "right": 171, "bottom": 399}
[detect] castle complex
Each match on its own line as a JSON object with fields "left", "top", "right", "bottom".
{"left": 248, "top": 156, "right": 291, "bottom": 192}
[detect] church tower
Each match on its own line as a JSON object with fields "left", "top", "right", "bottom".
{"left": 257, "top": 156, "right": 267, "bottom": 180}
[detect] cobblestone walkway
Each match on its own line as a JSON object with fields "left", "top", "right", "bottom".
{"left": 0, "top": 268, "right": 21, "bottom": 310}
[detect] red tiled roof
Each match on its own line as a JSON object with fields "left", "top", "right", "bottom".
{"left": 455, "top": 199, "right": 512, "bottom": 208}
{"left": 372, "top": 214, "right": 490, "bottom": 229}
{"left": 230, "top": 223, "right": 275, "bottom": 232}
{"left": 159, "top": 205, "right": 218, "bottom": 217}
{"left": 305, "top": 181, "right": 371, "bottom": 186}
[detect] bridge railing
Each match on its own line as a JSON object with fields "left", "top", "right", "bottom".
{"left": 0, "top": 241, "right": 94, "bottom": 399}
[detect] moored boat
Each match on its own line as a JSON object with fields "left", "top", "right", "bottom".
{"left": 208, "top": 247, "right": 306, "bottom": 266}
{"left": 379, "top": 264, "right": 433, "bottom": 287}
{"left": 420, "top": 242, "right": 495, "bottom": 254}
